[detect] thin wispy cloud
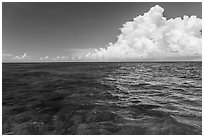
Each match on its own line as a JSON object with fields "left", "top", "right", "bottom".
{"left": 2, "top": 53, "right": 13, "bottom": 57}
{"left": 2, "top": 51, "right": 15, "bottom": 62}
{"left": 22, "top": 52, "right": 27, "bottom": 58}
{"left": 14, "top": 52, "right": 28, "bottom": 60}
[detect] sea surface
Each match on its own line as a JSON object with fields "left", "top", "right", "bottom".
{"left": 2, "top": 62, "right": 202, "bottom": 135}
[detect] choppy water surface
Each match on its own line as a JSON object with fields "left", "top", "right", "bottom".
{"left": 2, "top": 62, "right": 202, "bottom": 135}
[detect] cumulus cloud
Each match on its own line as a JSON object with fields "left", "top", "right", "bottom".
{"left": 86, "top": 5, "right": 202, "bottom": 61}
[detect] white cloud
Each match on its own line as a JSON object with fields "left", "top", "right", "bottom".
{"left": 2, "top": 52, "right": 15, "bottom": 62}
{"left": 14, "top": 52, "right": 28, "bottom": 60}
{"left": 22, "top": 52, "right": 27, "bottom": 58}
{"left": 40, "top": 56, "right": 49, "bottom": 61}
{"left": 45, "top": 56, "right": 49, "bottom": 59}
{"left": 2, "top": 53, "right": 13, "bottom": 57}
{"left": 52, "top": 56, "right": 70, "bottom": 61}
{"left": 61, "top": 56, "right": 69, "bottom": 60}
{"left": 3, "top": 52, "right": 45, "bottom": 62}
{"left": 86, "top": 5, "right": 202, "bottom": 61}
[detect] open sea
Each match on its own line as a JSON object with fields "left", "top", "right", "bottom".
{"left": 2, "top": 62, "right": 202, "bottom": 135}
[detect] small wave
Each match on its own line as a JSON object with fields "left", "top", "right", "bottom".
{"left": 172, "top": 88, "right": 186, "bottom": 92}
{"left": 146, "top": 115, "right": 201, "bottom": 135}
{"left": 22, "top": 71, "right": 52, "bottom": 77}
{"left": 130, "top": 83, "right": 151, "bottom": 88}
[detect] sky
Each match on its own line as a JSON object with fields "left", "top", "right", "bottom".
{"left": 2, "top": 2, "right": 202, "bottom": 62}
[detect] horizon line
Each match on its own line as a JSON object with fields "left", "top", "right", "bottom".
{"left": 2, "top": 60, "right": 202, "bottom": 63}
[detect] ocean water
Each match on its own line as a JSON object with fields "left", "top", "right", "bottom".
{"left": 2, "top": 62, "right": 202, "bottom": 135}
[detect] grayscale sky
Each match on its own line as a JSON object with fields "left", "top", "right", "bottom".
{"left": 2, "top": 2, "right": 202, "bottom": 62}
